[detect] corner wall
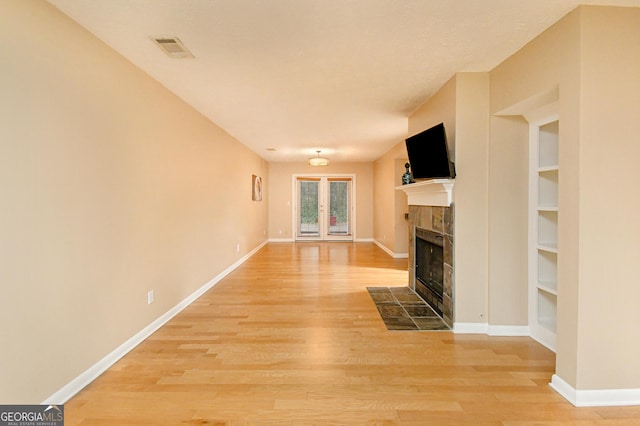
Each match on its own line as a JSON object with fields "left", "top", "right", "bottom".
{"left": 490, "top": 5, "right": 640, "bottom": 396}
{"left": 373, "top": 142, "right": 408, "bottom": 255}
{"left": 576, "top": 6, "right": 640, "bottom": 392}
{"left": 451, "top": 73, "right": 490, "bottom": 324}
{"left": 0, "top": 0, "right": 268, "bottom": 403}
{"left": 487, "top": 116, "right": 529, "bottom": 327}
{"left": 408, "top": 74, "right": 490, "bottom": 326}
{"left": 490, "top": 6, "right": 582, "bottom": 388}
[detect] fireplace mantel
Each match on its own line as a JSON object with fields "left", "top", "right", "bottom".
{"left": 395, "top": 179, "right": 454, "bottom": 207}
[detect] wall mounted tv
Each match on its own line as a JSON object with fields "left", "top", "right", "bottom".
{"left": 405, "top": 122, "right": 456, "bottom": 180}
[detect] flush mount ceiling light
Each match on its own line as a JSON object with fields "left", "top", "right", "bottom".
{"left": 308, "top": 150, "right": 329, "bottom": 166}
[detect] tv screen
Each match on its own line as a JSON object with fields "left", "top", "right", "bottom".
{"left": 405, "top": 123, "right": 456, "bottom": 180}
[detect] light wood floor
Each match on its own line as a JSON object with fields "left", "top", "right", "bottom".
{"left": 66, "top": 242, "right": 640, "bottom": 425}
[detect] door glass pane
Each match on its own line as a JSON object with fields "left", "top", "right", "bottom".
{"left": 328, "top": 180, "right": 350, "bottom": 235}
{"left": 299, "top": 180, "right": 319, "bottom": 236}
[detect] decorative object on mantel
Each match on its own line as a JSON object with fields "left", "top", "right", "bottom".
{"left": 395, "top": 179, "right": 454, "bottom": 207}
{"left": 308, "top": 150, "right": 329, "bottom": 166}
{"left": 402, "top": 162, "right": 414, "bottom": 185}
{"left": 252, "top": 174, "right": 263, "bottom": 201}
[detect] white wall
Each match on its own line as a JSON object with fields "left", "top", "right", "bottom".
{"left": 451, "top": 73, "right": 490, "bottom": 324}
{"left": 575, "top": 6, "right": 640, "bottom": 390}
{"left": 487, "top": 116, "right": 529, "bottom": 326}
{"left": 408, "top": 74, "right": 491, "bottom": 325}
{"left": 490, "top": 5, "right": 640, "bottom": 392}
{"left": 268, "top": 162, "right": 374, "bottom": 241}
{"left": 0, "top": 0, "right": 268, "bottom": 403}
{"left": 373, "top": 142, "right": 408, "bottom": 255}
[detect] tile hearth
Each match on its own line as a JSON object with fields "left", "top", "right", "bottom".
{"left": 367, "top": 287, "right": 450, "bottom": 331}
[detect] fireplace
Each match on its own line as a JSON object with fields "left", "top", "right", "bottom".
{"left": 407, "top": 204, "right": 454, "bottom": 328}
{"left": 415, "top": 228, "right": 444, "bottom": 315}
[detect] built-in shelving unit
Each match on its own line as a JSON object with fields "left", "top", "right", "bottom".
{"left": 527, "top": 108, "right": 559, "bottom": 352}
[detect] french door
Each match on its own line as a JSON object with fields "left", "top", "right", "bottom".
{"left": 295, "top": 175, "right": 354, "bottom": 241}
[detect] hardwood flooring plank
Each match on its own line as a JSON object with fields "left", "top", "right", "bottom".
{"left": 63, "top": 242, "right": 639, "bottom": 425}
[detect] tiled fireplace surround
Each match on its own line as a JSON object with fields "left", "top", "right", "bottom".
{"left": 408, "top": 204, "right": 454, "bottom": 329}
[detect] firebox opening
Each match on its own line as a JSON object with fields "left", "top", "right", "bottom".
{"left": 415, "top": 228, "right": 444, "bottom": 316}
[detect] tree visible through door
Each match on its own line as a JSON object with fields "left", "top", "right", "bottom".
{"left": 296, "top": 176, "right": 352, "bottom": 241}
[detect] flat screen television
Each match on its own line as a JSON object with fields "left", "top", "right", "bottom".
{"left": 405, "top": 122, "right": 456, "bottom": 180}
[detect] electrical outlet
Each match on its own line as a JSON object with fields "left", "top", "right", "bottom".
{"left": 147, "top": 290, "right": 154, "bottom": 305}
{"left": 236, "top": 243, "right": 240, "bottom": 253}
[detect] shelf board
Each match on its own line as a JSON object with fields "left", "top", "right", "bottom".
{"left": 537, "top": 243, "right": 558, "bottom": 253}
{"left": 538, "top": 204, "right": 558, "bottom": 211}
{"left": 537, "top": 284, "right": 558, "bottom": 296}
{"left": 537, "top": 206, "right": 558, "bottom": 212}
{"left": 538, "top": 165, "right": 559, "bottom": 173}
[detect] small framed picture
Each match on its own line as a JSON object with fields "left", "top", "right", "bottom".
{"left": 252, "top": 175, "right": 262, "bottom": 201}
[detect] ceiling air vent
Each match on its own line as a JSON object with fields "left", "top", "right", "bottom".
{"left": 151, "top": 36, "right": 194, "bottom": 59}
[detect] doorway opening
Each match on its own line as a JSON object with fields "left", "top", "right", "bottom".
{"left": 294, "top": 175, "right": 355, "bottom": 241}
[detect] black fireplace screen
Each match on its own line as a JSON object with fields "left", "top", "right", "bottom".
{"left": 415, "top": 234, "right": 444, "bottom": 301}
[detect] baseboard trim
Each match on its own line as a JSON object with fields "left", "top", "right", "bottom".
{"left": 354, "top": 238, "right": 374, "bottom": 243}
{"left": 550, "top": 375, "right": 640, "bottom": 407}
{"left": 455, "top": 323, "right": 535, "bottom": 338}
{"left": 453, "top": 322, "right": 488, "bottom": 334}
{"left": 42, "top": 240, "right": 268, "bottom": 405}
{"left": 372, "top": 239, "right": 409, "bottom": 259}
{"left": 488, "top": 325, "right": 530, "bottom": 336}
{"left": 269, "top": 238, "right": 372, "bottom": 243}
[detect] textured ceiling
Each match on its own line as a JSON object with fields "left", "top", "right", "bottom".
{"left": 47, "top": 0, "right": 640, "bottom": 162}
